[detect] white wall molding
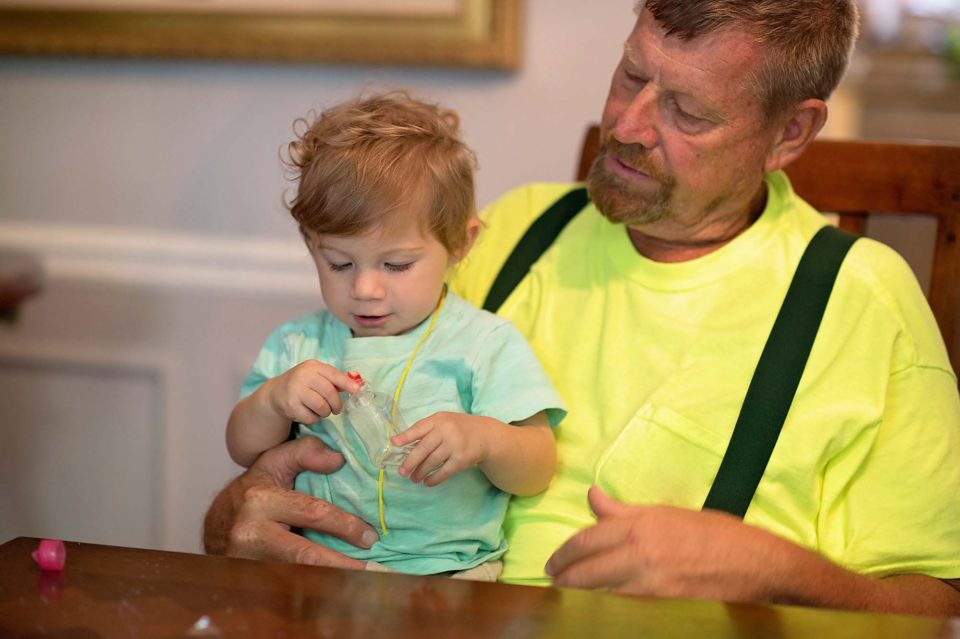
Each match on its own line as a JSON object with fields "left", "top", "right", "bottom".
{"left": 0, "top": 221, "right": 317, "bottom": 296}
{"left": 0, "top": 343, "right": 170, "bottom": 549}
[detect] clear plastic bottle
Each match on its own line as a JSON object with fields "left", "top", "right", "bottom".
{"left": 344, "top": 372, "right": 415, "bottom": 468}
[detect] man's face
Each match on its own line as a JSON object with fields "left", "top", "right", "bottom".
{"left": 589, "top": 8, "right": 783, "bottom": 241}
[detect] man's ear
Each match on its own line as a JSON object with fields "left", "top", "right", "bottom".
{"left": 450, "top": 216, "right": 483, "bottom": 265}
{"left": 764, "top": 99, "right": 828, "bottom": 173}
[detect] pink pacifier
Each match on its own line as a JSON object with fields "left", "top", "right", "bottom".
{"left": 32, "top": 539, "right": 66, "bottom": 571}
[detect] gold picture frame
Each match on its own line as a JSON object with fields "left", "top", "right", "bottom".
{"left": 0, "top": 0, "right": 521, "bottom": 70}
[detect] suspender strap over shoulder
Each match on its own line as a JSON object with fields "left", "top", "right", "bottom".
{"left": 481, "top": 188, "right": 858, "bottom": 520}
{"left": 702, "top": 224, "right": 859, "bottom": 518}
{"left": 482, "top": 187, "right": 589, "bottom": 314}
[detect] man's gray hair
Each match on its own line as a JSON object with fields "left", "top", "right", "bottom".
{"left": 634, "top": 0, "right": 859, "bottom": 119}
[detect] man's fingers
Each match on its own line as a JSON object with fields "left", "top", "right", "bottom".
{"left": 545, "top": 517, "right": 639, "bottom": 578}
{"left": 549, "top": 545, "right": 635, "bottom": 592}
{"left": 254, "top": 436, "right": 344, "bottom": 487}
{"left": 232, "top": 517, "right": 366, "bottom": 570}
{"left": 248, "top": 438, "right": 380, "bottom": 549}
{"left": 242, "top": 483, "right": 378, "bottom": 548}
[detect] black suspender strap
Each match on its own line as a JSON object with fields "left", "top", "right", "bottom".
{"left": 702, "top": 225, "right": 859, "bottom": 518}
{"left": 481, "top": 189, "right": 857, "bottom": 519}
{"left": 482, "top": 187, "right": 590, "bottom": 313}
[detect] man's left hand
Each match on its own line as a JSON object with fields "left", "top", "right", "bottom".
{"left": 544, "top": 485, "right": 790, "bottom": 602}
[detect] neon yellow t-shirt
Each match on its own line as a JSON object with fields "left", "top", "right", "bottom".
{"left": 450, "top": 171, "right": 960, "bottom": 585}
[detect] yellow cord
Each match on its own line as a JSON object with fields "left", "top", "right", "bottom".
{"left": 377, "top": 468, "right": 387, "bottom": 534}
{"left": 377, "top": 285, "right": 448, "bottom": 536}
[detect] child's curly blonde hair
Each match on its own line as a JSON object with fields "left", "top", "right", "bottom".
{"left": 284, "top": 90, "right": 478, "bottom": 254}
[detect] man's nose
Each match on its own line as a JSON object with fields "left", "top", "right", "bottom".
{"left": 612, "top": 87, "right": 659, "bottom": 149}
{"left": 351, "top": 269, "right": 386, "bottom": 300}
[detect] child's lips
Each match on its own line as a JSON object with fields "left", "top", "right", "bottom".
{"left": 353, "top": 314, "right": 389, "bottom": 328}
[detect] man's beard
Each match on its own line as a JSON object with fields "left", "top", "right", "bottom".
{"left": 586, "top": 137, "right": 676, "bottom": 226}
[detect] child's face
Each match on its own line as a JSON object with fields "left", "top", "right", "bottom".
{"left": 306, "top": 214, "right": 457, "bottom": 338}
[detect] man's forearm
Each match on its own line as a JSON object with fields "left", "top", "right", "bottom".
{"left": 773, "top": 542, "right": 960, "bottom": 617}
{"left": 546, "top": 495, "right": 960, "bottom": 618}
{"left": 203, "top": 473, "right": 248, "bottom": 555}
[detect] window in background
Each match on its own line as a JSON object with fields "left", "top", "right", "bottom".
{"left": 851, "top": 0, "right": 960, "bottom": 143}
{"left": 860, "top": 0, "right": 959, "bottom": 62}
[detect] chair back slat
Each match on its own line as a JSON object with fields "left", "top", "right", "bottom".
{"left": 784, "top": 140, "right": 960, "bottom": 217}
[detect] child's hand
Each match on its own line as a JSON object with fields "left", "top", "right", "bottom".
{"left": 266, "top": 360, "right": 360, "bottom": 425}
{"left": 391, "top": 413, "right": 493, "bottom": 487}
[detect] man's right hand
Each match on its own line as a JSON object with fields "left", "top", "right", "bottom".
{"left": 203, "top": 436, "right": 378, "bottom": 568}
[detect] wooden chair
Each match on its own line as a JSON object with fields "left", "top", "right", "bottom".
{"left": 576, "top": 125, "right": 960, "bottom": 373}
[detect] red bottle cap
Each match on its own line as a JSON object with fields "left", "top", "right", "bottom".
{"left": 32, "top": 539, "right": 66, "bottom": 571}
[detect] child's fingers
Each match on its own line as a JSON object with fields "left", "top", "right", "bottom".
{"left": 392, "top": 421, "right": 430, "bottom": 447}
{"left": 409, "top": 444, "right": 451, "bottom": 484}
{"left": 293, "top": 361, "right": 362, "bottom": 412}
{"left": 302, "top": 391, "right": 335, "bottom": 419}
{"left": 398, "top": 443, "right": 432, "bottom": 479}
{"left": 303, "top": 367, "right": 354, "bottom": 415}
{"left": 306, "top": 380, "right": 343, "bottom": 416}
{"left": 289, "top": 403, "right": 323, "bottom": 426}
{"left": 324, "top": 367, "right": 363, "bottom": 394}
{"left": 422, "top": 460, "right": 458, "bottom": 487}
{"left": 398, "top": 430, "right": 441, "bottom": 479}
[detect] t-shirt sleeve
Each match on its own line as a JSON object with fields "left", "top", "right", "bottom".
{"left": 468, "top": 320, "right": 566, "bottom": 428}
{"left": 821, "top": 363, "right": 960, "bottom": 579}
{"left": 239, "top": 326, "right": 290, "bottom": 400}
{"left": 816, "top": 241, "right": 960, "bottom": 579}
{"left": 239, "top": 317, "right": 321, "bottom": 400}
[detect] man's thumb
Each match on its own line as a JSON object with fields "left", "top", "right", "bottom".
{"left": 588, "top": 485, "right": 631, "bottom": 519}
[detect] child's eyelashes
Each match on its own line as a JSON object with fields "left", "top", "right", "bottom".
{"left": 325, "top": 261, "right": 414, "bottom": 273}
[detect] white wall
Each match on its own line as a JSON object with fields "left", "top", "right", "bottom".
{"left": 0, "top": 1, "right": 628, "bottom": 238}
{"left": 0, "top": 1, "right": 633, "bottom": 554}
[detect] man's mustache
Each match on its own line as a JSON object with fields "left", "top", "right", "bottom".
{"left": 598, "top": 135, "right": 670, "bottom": 186}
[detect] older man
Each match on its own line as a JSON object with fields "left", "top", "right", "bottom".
{"left": 204, "top": 0, "right": 960, "bottom": 615}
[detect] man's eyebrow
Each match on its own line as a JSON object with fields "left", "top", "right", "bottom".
{"left": 623, "top": 42, "right": 729, "bottom": 125}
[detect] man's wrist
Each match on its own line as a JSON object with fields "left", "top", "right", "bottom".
{"left": 763, "top": 537, "right": 878, "bottom": 610}
{"left": 202, "top": 475, "right": 244, "bottom": 555}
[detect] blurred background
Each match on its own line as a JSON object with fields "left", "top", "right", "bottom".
{"left": 1, "top": 0, "right": 958, "bottom": 555}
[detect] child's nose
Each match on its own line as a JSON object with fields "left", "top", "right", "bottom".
{"left": 351, "top": 270, "right": 386, "bottom": 300}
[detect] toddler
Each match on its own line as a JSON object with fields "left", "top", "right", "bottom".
{"left": 226, "top": 91, "right": 564, "bottom": 580}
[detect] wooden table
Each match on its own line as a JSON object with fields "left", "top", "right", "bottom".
{"left": 0, "top": 537, "right": 955, "bottom": 638}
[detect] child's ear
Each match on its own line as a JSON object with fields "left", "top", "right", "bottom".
{"left": 450, "top": 217, "right": 482, "bottom": 264}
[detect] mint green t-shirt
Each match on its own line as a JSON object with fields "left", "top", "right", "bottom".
{"left": 451, "top": 172, "right": 960, "bottom": 585}
{"left": 241, "top": 291, "right": 565, "bottom": 575}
